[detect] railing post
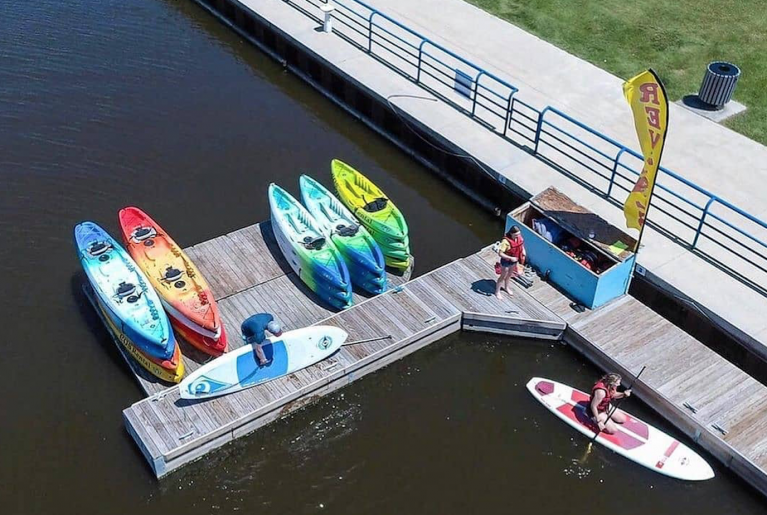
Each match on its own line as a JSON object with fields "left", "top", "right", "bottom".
{"left": 533, "top": 107, "right": 548, "bottom": 154}
{"left": 320, "top": 2, "right": 335, "bottom": 33}
{"left": 607, "top": 148, "right": 626, "bottom": 198}
{"left": 416, "top": 40, "right": 427, "bottom": 84}
{"left": 367, "top": 11, "right": 376, "bottom": 54}
{"left": 693, "top": 197, "right": 717, "bottom": 248}
{"left": 470, "top": 71, "right": 485, "bottom": 117}
{"left": 503, "top": 94, "right": 514, "bottom": 138}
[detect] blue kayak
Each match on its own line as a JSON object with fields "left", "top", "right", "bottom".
{"left": 74, "top": 221, "right": 176, "bottom": 360}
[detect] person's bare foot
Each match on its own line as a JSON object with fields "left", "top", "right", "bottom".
{"left": 495, "top": 292, "right": 503, "bottom": 300}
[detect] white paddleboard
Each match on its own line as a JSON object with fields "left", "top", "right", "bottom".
{"left": 180, "top": 326, "right": 347, "bottom": 400}
{"left": 527, "top": 377, "right": 714, "bottom": 481}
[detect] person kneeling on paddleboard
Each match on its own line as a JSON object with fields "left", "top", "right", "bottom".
{"left": 588, "top": 373, "right": 632, "bottom": 434}
{"left": 241, "top": 313, "right": 283, "bottom": 366}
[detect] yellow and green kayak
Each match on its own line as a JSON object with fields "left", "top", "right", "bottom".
{"left": 331, "top": 159, "right": 412, "bottom": 269}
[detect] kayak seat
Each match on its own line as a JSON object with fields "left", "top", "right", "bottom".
{"left": 116, "top": 281, "right": 137, "bottom": 299}
{"left": 88, "top": 241, "right": 112, "bottom": 257}
{"left": 164, "top": 266, "right": 183, "bottom": 283}
{"left": 132, "top": 226, "right": 156, "bottom": 242}
{"left": 363, "top": 197, "right": 388, "bottom": 213}
{"left": 302, "top": 235, "right": 326, "bottom": 250}
{"left": 335, "top": 223, "right": 359, "bottom": 237}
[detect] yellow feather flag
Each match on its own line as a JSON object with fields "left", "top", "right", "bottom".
{"left": 622, "top": 69, "right": 669, "bottom": 231}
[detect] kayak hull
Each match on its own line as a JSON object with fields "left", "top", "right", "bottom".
{"left": 269, "top": 184, "right": 353, "bottom": 310}
{"left": 96, "top": 295, "right": 184, "bottom": 383}
{"left": 119, "top": 207, "right": 227, "bottom": 356}
{"left": 171, "top": 316, "right": 228, "bottom": 357}
{"left": 331, "top": 159, "right": 412, "bottom": 269}
{"left": 299, "top": 174, "right": 387, "bottom": 295}
{"left": 383, "top": 254, "right": 412, "bottom": 270}
{"left": 75, "top": 221, "right": 176, "bottom": 361}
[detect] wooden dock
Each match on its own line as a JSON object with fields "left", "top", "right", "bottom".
{"left": 112, "top": 221, "right": 767, "bottom": 495}
{"left": 119, "top": 221, "right": 564, "bottom": 477}
{"left": 106, "top": 222, "right": 407, "bottom": 396}
{"left": 473, "top": 247, "right": 767, "bottom": 494}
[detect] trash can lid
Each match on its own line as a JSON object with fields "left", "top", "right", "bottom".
{"left": 708, "top": 61, "right": 740, "bottom": 77}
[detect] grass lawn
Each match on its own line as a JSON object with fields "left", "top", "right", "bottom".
{"left": 465, "top": 0, "right": 767, "bottom": 145}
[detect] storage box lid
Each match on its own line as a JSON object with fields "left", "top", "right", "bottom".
{"left": 531, "top": 188, "right": 637, "bottom": 262}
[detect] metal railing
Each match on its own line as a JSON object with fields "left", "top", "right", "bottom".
{"left": 311, "top": 0, "right": 519, "bottom": 135}
{"left": 534, "top": 108, "right": 767, "bottom": 289}
{"left": 286, "top": 0, "right": 767, "bottom": 293}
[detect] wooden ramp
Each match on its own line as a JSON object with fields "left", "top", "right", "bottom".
{"left": 119, "top": 222, "right": 565, "bottom": 477}
{"left": 473, "top": 247, "right": 767, "bottom": 495}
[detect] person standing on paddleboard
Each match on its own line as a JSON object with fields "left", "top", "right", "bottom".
{"left": 588, "top": 373, "right": 632, "bottom": 434}
{"left": 241, "top": 313, "right": 283, "bottom": 366}
{"left": 495, "top": 225, "right": 526, "bottom": 299}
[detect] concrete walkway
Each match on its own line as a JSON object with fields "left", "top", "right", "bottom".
{"left": 364, "top": 0, "right": 767, "bottom": 351}
{"left": 205, "top": 0, "right": 767, "bottom": 357}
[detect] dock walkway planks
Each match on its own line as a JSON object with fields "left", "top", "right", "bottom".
{"left": 118, "top": 224, "right": 767, "bottom": 495}
{"left": 121, "top": 222, "right": 563, "bottom": 476}
{"left": 125, "top": 222, "right": 409, "bottom": 396}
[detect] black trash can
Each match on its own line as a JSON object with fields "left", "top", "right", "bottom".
{"left": 698, "top": 62, "right": 740, "bottom": 110}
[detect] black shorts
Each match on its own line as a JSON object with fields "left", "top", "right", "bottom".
{"left": 500, "top": 258, "right": 515, "bottom": 268}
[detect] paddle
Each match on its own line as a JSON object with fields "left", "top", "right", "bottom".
{"left": 343, "top": 335, "right": 393, "bottom": 346}
{"left": 581, "top": 365, "right": 647, "bottom": 460}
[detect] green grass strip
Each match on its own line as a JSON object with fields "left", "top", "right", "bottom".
{"left": 466, "top": 0, "right": 767, "bottom": 144}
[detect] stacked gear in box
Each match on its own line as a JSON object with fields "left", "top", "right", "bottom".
{"left": 508, "top": 188, "right": 637, "bottom": 309}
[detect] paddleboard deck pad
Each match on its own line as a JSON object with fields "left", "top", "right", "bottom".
{"left": 180, "top": 326, "right": 348, "bottom": 399}
{"left": 527, "top": 377, "right": 714, "bottom": 481}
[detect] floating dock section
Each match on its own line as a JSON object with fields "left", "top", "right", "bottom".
{"left": 119, "top": 222, "right": 563, "bottom": 477}
{"left": 112, "top": 222, "right": 767, "bottom": 497}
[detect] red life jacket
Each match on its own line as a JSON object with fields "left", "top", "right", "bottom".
{"left": 590, "top": 381, "right": 614, "bottom": 413}
{"left": 503, "top": 235, "right": 525, "bottom": 260}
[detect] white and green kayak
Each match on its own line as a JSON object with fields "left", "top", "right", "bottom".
{"left": 300, "top": 174, "right": 387, "bottom": 295}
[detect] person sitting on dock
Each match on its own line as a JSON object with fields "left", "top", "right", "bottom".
{"left": 495, "top": 225, "right": 526, "bottom": 299}
{"left": 241, "top": 313, "right": 283, "bottom": 366}
{"left": 588, "top": 373, "right": 632, "bottom": 434}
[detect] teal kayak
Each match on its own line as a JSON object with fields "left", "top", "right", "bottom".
{"left": 269, "top": 183, "right": 353, "bottom": 310}
{"left": 300, "top": 174, "right": 386, "bottom": 295}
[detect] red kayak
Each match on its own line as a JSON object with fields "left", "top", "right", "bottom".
{"left": 118, "top": 207, "right": 227, "bottom": 356}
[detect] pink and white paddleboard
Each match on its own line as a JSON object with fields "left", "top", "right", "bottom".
{"left": 527, "top": 377, "right": 714, "bottom": 481}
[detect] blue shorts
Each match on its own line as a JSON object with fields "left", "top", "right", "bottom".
{"left": 500, "top": 258, "right": 515, "bottom": 268}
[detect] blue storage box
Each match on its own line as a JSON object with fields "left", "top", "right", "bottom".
{"left": 507, "top": 188, "right": 637, "bottom": 309}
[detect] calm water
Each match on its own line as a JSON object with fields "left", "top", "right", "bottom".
{"left": 0, "top": 0, "right": 763, "bottom": 513}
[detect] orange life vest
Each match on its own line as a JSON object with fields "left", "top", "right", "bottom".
{"left": 503, "top": 235, "right": 525, "bottom": 261}
{"left": 590, "top": 381, "right": 614, "bottom": 413}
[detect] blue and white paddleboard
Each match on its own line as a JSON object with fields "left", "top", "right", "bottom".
{"left": 179, "top": 326, "right": 348, "bottom": 399}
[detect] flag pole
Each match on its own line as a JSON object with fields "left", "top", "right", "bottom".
{"left": 630, "top": 68, "right": 669, "bottom": 256}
